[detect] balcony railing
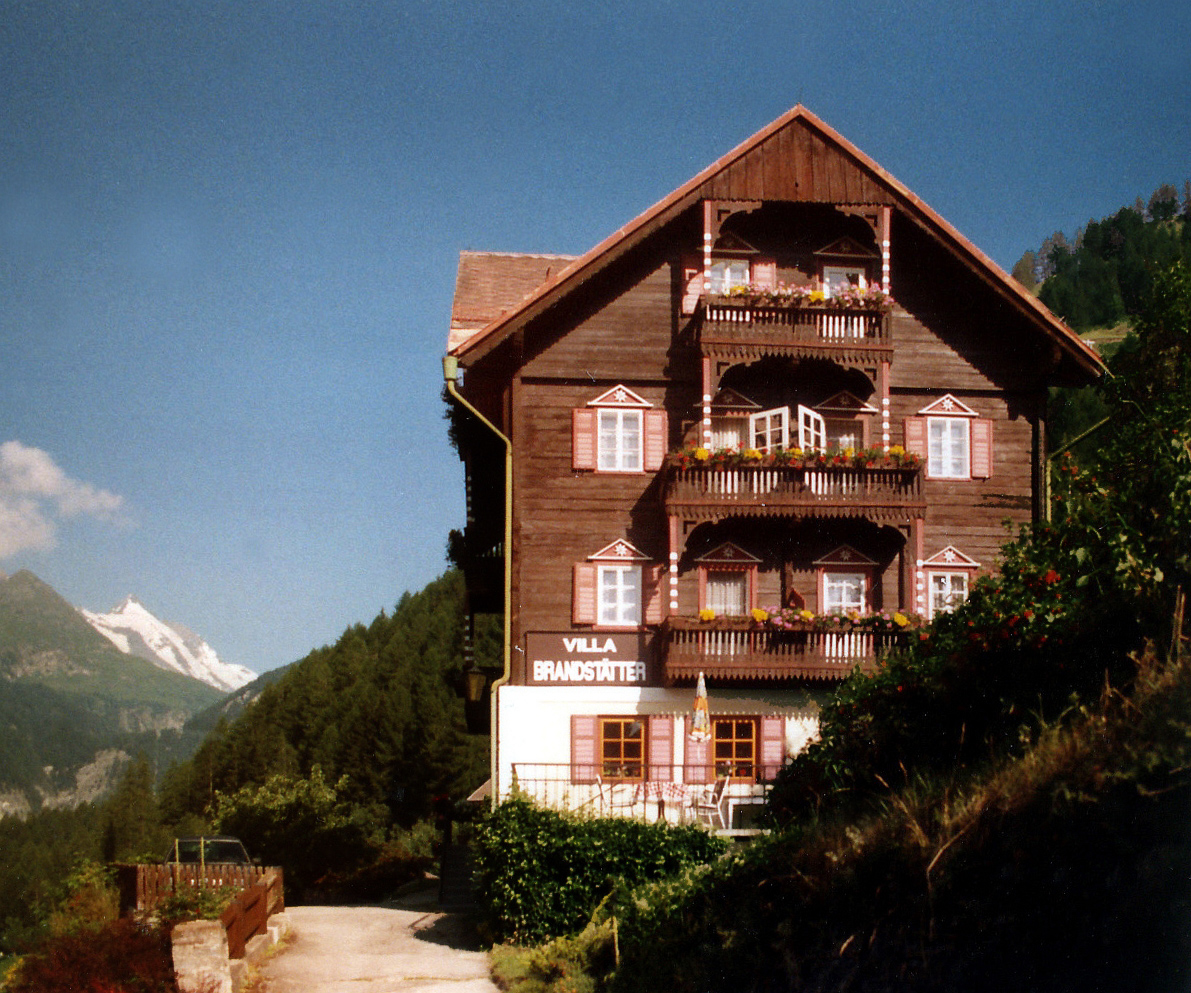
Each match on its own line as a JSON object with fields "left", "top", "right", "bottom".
{"left": 663, "top": 462, "right": 924, "bottom": 521}
{"left": 697, "top": 299, "right": 891, "bottom": 357}
{"left": 660, "top": 616, "right": 909, "bottom": 683}
{"left": 509, "top": 762, "right": 771, "bottom": 832}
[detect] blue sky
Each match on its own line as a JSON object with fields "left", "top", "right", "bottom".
{"left": 2, "top": 1, "right": 1188, "bottom": 674}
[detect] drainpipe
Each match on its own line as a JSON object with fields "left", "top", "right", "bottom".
{"left": 443, "top": 354, "right": 512, "bottom": 810}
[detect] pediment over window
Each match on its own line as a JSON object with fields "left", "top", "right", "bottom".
{"left": 707, "top": 388, "right": 761, "bottom": 413}
{"left": 917, "top": 394, "right": 978, "bottom": 417}
{"left": 695, "top": 542, "right": 761, "bottom": 565}
{"left": 711, "top": 231, "right": 760, "bottom": 255}
{"left": 588, "top": 540, "right": 651, "bottom": 562}
{"left": 922, "top": 546, "right": 981, "bottom": 569}
{"left": 814, "top": 236, "right": 878, "bottom": 260}
{"left": 814, "top": 544, "right": 877, "bottom": 568}
{"left": 587, "top": 385, "right": 652, "bottom": 407}
{"left": 816, "top": 391, "right": 878, "bottom": 415}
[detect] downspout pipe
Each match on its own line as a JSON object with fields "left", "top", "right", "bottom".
{"left": 443, "top": 354, "right": 512, "bottom": 810}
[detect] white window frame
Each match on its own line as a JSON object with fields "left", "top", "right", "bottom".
{"left": 927, "top": 416, "right": 970, "bottom": 479}
{"left": 597, "top": 563, "right": 642, "bottom": 627}
{"left": 598, "top": 408, "right": 643, "bottom": 472}
{"left": 928, "top": 571, "right": 969, "bottom": 619}
{"left": 822, "top": 571, "right": 867, "bottom": 613}
{"left": 797, "top": 405, "right": 827, "bottom": 451}
{"left": 749, "top": 406, "right": 789, "bottom": 452}
{"left": 709, "top": 259, "right": 751, "bottom": 294}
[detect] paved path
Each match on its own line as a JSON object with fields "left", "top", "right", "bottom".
{"left": 256, "top": 894, "right": 498, "bottom": 993}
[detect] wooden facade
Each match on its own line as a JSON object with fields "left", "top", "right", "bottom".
{"left": 445, "top": 106, "right": 1100, "bottom": 813}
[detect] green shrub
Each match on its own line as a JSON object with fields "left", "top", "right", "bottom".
{"left": 471, "top": 797, "right": 726, "bottom": 944}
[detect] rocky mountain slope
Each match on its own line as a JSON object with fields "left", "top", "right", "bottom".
{"left": 81, "top": 596, "right": 255, "bottom": 692}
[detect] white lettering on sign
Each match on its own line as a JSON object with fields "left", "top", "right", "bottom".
{"left": 562, "top": 637, "right": 618, "bottom": 653}
{"left": 532, "top": 659, "right": 647, "bottom": 683}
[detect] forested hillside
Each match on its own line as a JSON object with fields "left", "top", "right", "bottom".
{"left": 158, "top": 568, "right": 489, "bottom": 827}
{"left": 1014, "top": 181, "right": 1191, "bottom": 331}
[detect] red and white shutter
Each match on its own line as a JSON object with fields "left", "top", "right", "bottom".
{"left": 573, "top": 562, "right": 597, "bottom": 624}
{"left": 572, "top": 408, "right": 597, "bottom": 470}
{"left": 903, "top": 417, "right": 927, "bottom": 458}
{"left": 644, "top": 409, "right": 668, "bottom": 471}
{"left": 970, "top": 419, "right": 993, "bottom": 478}
{"left": 680, "top": 253, "right": 703, "bottom": 315}
{"left": 571, "top": 715, "right": 599, "bottom": 784}
{"left": 684, "top": 715, "right": 713, "bottom": 784}
{"left": 759, "top": 717, "right": 785, "bottom": 781}
{"left": 648, "top": 716, "right": 674, "bottom": 782}
{"left": 643, "top": 565, "right": 665, "bottom": 625}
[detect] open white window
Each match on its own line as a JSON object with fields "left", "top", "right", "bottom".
{"left": 573, "top": 540, "right": 663, "bottom": 628}
{"left": 573, "top": 385, "right": 667, "bottom": 473}
{"left": 922, "top": 546, "right": 981, "bottom": 618}
{"left": 749, "top": 407, "right": 789, "bottom": 452}
{"left": 904, "top": 395, "right": 992, "bottom": 480}
{"left": 797, "top": 405, "right": 827, "bottom": 451}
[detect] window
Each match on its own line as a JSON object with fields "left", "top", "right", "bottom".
{"left": 905, "top": 396, "right": 993, "bottom": 480}
{"left": 750, "top": 406, "right": 789, "bottom": 452}
{"left": 598, "top": 408, "right": 642, "bottom": 471}
{"left": 710, "top": 417, "right": 748, "bottom": 450}
{"left": 574, "top": 540, "right": 662, "bottom": 627}
{"left": 706, "top": 571, "right": 748, "bottom": 616}
{"left": 928, "top": 416, "right": 969, "bottom": 478}
{"left": 823, "top": 572, "right": 866, "bottom": 613}
{"left": 697, "top": 544, "right": 759, "bottom": 617}
{"left": 822, "top": 265, "right": 866, "bottom": 297}
{"left": 922, "top": 546, "right": 980, "bottom": 619}
{"left": 929, "top": 572, "right": 968, "bottom": 618}
{"left": 825, "top": 418, "right": 862, "bottom": 450}
{"left": 572, "top": 385, "right": 667, "bottom": 473}
{"left": 797, "top": 405, "right": 826, "bottom": 451}
{"left": 714, "top": 719, "right": 757, "bottom": 778}
{"left": 598, "top": 564, "right": 641, "bottom": 626}
{"left": 709, "top": 259, "right": 751, "bottom": 294}
{"left": 601, "top": 718, "right": 644, "bottom": 781}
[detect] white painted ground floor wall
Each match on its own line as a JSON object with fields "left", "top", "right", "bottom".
{"left": 493, "top": 684, "right": 824, "bottom": 808}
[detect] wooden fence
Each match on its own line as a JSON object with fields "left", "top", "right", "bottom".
{"left": 116, "top": 864, "right": 284, "bottom": 959}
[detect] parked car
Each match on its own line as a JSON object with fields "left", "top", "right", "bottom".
{"left": 163, "top": 836, "right": 255, "bottom": 865}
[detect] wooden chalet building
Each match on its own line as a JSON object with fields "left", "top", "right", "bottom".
{"left": 444, "top": 106, "right": 1100, "bottom": 825}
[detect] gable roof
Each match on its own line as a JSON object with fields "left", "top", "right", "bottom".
{"left": 448, "top": 105, "right": 1102, "bottom": 378}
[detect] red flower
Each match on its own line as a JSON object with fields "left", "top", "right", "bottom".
{"left": 1043, "top": 569, "right": 1060, "bottom": 584}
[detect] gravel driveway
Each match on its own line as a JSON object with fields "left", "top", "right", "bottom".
{"left": 256, "top": 897, "right": 498, "bottom": 993}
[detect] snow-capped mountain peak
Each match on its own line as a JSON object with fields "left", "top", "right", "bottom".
{"left": 80, "top": 597, "right": 256, "bottom": 693}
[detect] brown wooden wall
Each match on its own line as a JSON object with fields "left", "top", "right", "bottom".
{"left": 463, "top": 201, "right": 1053, "bottom": 685}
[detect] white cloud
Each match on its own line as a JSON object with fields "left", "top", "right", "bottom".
{"left": 0, "top": 441, "right": 125, "bottom": 558}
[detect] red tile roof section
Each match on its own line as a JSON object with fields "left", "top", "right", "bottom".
{"left": 449, "top": 251, "right": 576, "bottom": 352}
{"left": 449, "top": 106, "right": 1101, "bottom": 377}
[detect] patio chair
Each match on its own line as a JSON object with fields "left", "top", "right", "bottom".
{"left": 694, "top": 777, "right": 730, "bottom": 829}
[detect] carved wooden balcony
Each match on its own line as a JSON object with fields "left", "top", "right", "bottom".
{"left": 696, "top": 297, "right": 892, "bottom": 364}
{"left": 660, "top": 616, "right": 909, "bottom": 684}
{"left": 662, "top": 458, "right": 925, "bottom": 523}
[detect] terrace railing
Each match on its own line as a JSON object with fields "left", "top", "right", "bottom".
{"left": 508, "top": 762, "right": 771, "bottom": 832}
{"left": 660, "top": 616, "right": 909, "bottom": 683}
{"left": 663, "top": 462, "right": 923, "bottom": 521}
{"left": 697, "top": 300, "right": 890, "bottom": 359}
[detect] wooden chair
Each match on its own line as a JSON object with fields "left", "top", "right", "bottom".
{"left": 694, "top": 777, "right": 730, "bottom": 829}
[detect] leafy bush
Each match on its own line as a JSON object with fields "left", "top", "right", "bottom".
{"left": 471, "top": 797, "right": 727, "bottom": 944}
{"left": 5, "top": 918, "right": 176, "bottom": 993}
{"left": 310, "top": 821, "right": 438, "bottom": 901}
{"left": 212, "top": 765, "right": 384, "bottom": 898}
